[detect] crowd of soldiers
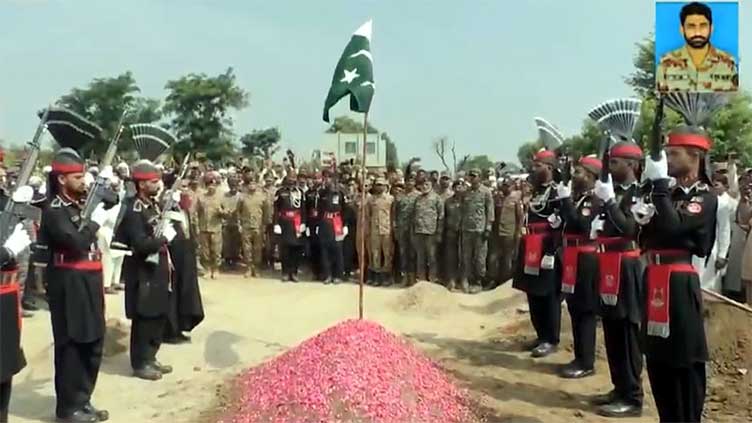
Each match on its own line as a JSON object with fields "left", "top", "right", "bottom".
{"left": 181, "top": 160, "right": 526, "bottom": 294}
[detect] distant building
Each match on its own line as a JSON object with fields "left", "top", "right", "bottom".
{"left": 322, "top": 132, "right": 384, "bottom": 168}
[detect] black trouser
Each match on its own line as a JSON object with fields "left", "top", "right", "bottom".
{"left": 280, "top": 244, "right": 303, "bottom": 275}
{"left": 0, "top": 379, "right": 10, "bottom": 415}
{"left": 308, "top": 236, "right": 321, "bottom": 279}
{"left": 343, "top": 234, "right": 356, "bottom": 275}
{"left": 603, "top": 318, "right": 643, "bottom": 406}
{"left": 569, "top": 311, "right": 596, "bottom": 369}
{"left": 320, "top": 240, "right": 344, "bottom": 280}
{"left": 646, "top": 361, "right": 705, "bottom": 423}
{"left": 54, "top": 338, "right": 103, "bottom": 417}
{"left": 130, "top": 316, "right": 166, "bottom": 370}
{"left": 528, "top": 293, "right": 561, "bottom": 344}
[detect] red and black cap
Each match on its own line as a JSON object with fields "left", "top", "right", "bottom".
{"left": 609, "top": 142, "right": 643, "bottom": 160}
{"left": 578, "top": 155, "right": 603, "bottom": 176}
{"left": 131, "top": 160, "right": 161, "bottom": 182}
{"left": 51, "top": 148, "right": 85, "bottom": 174}
{"left": 666, "top": 125, "right": 712, "bottom": 152}
{"left": 533, "top": 148, "right": 557, "bottom": 166}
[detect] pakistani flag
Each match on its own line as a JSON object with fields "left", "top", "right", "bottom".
{"left": 323, "top": 20, "right": 375, "bottom": 122}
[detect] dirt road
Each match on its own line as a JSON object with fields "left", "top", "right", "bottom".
{"left": 7, "top": 273, "right": 720, "bottom": 423}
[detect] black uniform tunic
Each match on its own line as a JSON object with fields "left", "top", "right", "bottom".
{"left": 164, "top": 211, "right": 204, "bottom": 337}
{"left": 317, "top": 186, "right": 348, "bottom": 280}
{"left": 274, "top": 185, "right": 306, "bottom": 275}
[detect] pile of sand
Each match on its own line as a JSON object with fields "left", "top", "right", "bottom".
{"left": 704, "top": 299, "right": 752, "bottom": 422}
{"left": 219, "top": 319, "right": 478, "bottom": 423}
{"left": 390, "top": 281, "right": 459, "bottom": 316}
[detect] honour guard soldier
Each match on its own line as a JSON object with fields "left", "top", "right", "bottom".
{"left": 638, "top": 94, "right": 720, "bottom": 423}
{"left": 591, "top": 141, "right": 645, "bottom": 417}
{"left": 317, "top": 170, "right": 348, "bottom": 283}
{"left": 113, "top": 160, "right": 176, "bottom": 381}
{"left": 274, "top": 172, "right": 306, "bottom": 282}
{"left": 558, "top": 156, "right": 601, "bottom": 379}
{"left": 305, "top": 173, "right": 322, "bottom": 280}
{"left": 40, "top": 148, "right": 110, "bottom": 422}
{"left": 513, "top": 149, "right": 562, "bottom": 358}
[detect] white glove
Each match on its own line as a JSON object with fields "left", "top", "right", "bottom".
{"left": 39, "top": 184, "right": 47, "bottom": 195}
{"left": 594, "top": 178, "right": 615, "bottom": 202}
{"left": 4, "top": 223, "right": 31, "bottom": 257}
{"left": 163, "top": 223, "right": 177, "bottom": 243}
{"left": 273, "top": 224, "right": 282, "bottom": 235}
{"left": 631, "top": 199, "right": 656, "bottom": 226}
{"left": 342, "top": 226, "right": 349, "bottom": 237}
{"left": 547, "top": 213, "right": 562, "bottom": 229}
{"left": 11, "top": 185, "right": 33, "bottom": 203}
{"left": 314, "top": 227, "right": 318, "bottom": 235}
{"left": 299, "top": 223, "right": 307, "bottom": 234}
{"left": 90, "top": 203, "right": 108, "bottom": 226}
{"left": 171, "top": 190, "right": 181, "bottom": 203}
{"left": 644, "top": 151, "right": 668, "bottom": 181}
{"left": 556, "top": 182, "right": 571, "bottom": 199}
{"left": 84, "top": 172, "right": 95, "bottom": 188}
{"left": 99, "top": 165, "right": 114, "bottom": 181}
{"left": 590, "top": 216, "right": 605, "bottom": 240}
{"left": 306, "top": 228, "right": 311, "bottom": 236}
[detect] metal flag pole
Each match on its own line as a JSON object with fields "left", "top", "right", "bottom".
{"left": 357, "top": 112, "right": 369, "bottom": 319}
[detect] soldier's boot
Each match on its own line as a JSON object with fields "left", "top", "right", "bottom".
{"left": 290, "top": 272, "right": 299, "bottom": 282}
{"left": 374, "top": 272, "right": 383, "bottom": 287}
{"left": 460, "top": 279, "right": 470, "bottom": 293}
{"left": 446, "top": 279, "right": 456, "bottom": 291}
{"left": 381, "top": 273, "right": 392, "bottom": 287}
{"left": 408, "top": 272, "right": 417, "bottom": 287}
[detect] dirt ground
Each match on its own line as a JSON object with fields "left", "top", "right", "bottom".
{"left": 8, "top": 274, "right": 749, "bottom": 423}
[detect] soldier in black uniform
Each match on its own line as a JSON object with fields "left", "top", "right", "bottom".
{"left": 342, "top": 177, "right": 359, "bottom": 281}
{"left": 513, "top": 149, "right": 562, "bottom": 358}
{"left": 304, "top": 173, "right": 322, "bottom": 281}
{"left": 591, "top": 142, "right": 645, "bottom": 417}
{"left": 274, "top": 172, "right": 306, "bottom": 282}
{"left": 39, "top": 149, "right": 109, "bottom": 422}
{"left": 0, "top": 221, "right": 32, "bottom": 423}
{"left": 639, "top": 117, "right": 717, "bottom": 422}
{"left": 558, "top": 156, "right": 601, "bottom": 379}
{"left": 113, "top": 160, "right": 176, "bottom": 381}
{"left": 317, "top": 170, "right": 348, "bottom": 284}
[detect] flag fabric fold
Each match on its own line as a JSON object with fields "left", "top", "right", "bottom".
{"left": 323, "top": 20, "right": 375, "bottom": 122}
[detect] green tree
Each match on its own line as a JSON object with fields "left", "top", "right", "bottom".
{"left": 163, "top": 67, "right": 249, "bottom": 161}
{"left": 624, "top": 35, "right": 656, "bottom": 99}
{"left": 240, "top": 127, "right": 281, "bottom": 160}
{"left": 381, "top": 132, "right": 399, "bottom": 170}
{"left": 563, "top": 120, "right": 603, "bottom": 159}
{"left": 325, "top": 115, "right": 377, "bottom": 133}
{"left": 517, "top": 140, "right": 542, "bottom": 170}
{"left": 57, "top": 72, "right": 163, "bottom": 156}
{"left": 457, "top": 154, "right": 493, "bottom": 172}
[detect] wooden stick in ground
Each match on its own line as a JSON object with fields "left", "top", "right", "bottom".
{"left": 357, "top": 112, "right": 369, "bottom": 319}
{"left": 703, "top": 287, "right": 752, "bottom": 315}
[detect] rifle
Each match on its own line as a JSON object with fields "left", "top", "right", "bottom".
{"left": 0, "top": 108, "right": 49, "bottom": 245}
{"left": 145, "top": 153, "right": 192, "bottom": 264}
{"left": 79, "top": 110, "right": 127, "bottom": 228}
{"left": 556, "top": 145, "right": 572, "bottom": 185}
{"left": 650, "top": 96, "right": 665, "bottom": 161}
{"left": 597, "top": 132, "right": 612, "bottom": 183}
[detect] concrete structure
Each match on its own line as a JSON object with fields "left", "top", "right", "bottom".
{"left": 322, "top": 132, "right": 384, "bottom": 168}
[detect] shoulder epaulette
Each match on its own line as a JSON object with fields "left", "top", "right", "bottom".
{"left": 133, "top": 198, "right": 145, "bottom": 212}
{"left": 50, "top": 198, "right": 61, "bottom": 208}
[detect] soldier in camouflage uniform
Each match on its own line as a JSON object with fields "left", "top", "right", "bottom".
{"left": 262, "top": 174, "right": 277, "bottom": 269}
{"left": 460, "top": 169, "right": 494, "bottom": 293}
{"left": 196, "top": 172, "right": 223, "bottom": 279}
{"left": 488, "top": 180, "right": 524, "bottom": 287}
{"left": 411, "top": 179, "right": 444, "bottom": 283}
{"left": 393, "top": 175, "right": 418, "bottom": 285}
{"left": 435, "top": 173, "right": 454, "bottom": 282}
{"left": 656, "top": 2, "right": 738, "bottom": 93}
{"left": 443, "top": 180, "right": 465, "bottom": 290}
{"left": 237, "top": 178, "right": 269, "bottom": 278}
{"left": 221, "top": 176, "right": 242, "bottom": 267}
{"left": 365, "top": 178, "right": 393, "bottom": 286}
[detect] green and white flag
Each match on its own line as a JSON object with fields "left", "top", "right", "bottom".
{"left": 323, "top": 20, "right": 374, "bottom": 122}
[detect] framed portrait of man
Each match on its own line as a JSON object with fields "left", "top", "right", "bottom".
{"left": 655, "top": 1, "right": 739, "bottom": 93}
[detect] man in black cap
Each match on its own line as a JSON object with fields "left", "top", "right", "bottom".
{"left": 513, "top": 149, "right": 562, "bottom": 358}
{"left": 317, "top": 170, "right": 348, "bottom": 283}
{"left": 113, "top": 160, "right": 176, "bottom": 381}
{"left": 39, "top": 148, "right": 109, "bottom": 422}
{"left": 274, "top": 171, "right": 306, "bottom": 282}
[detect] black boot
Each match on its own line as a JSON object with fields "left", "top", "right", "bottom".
{"left": 83, "top": 403, "right": 109, "bottom": 421}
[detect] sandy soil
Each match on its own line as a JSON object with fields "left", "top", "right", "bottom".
{"left": 8, "top": 274, "right": 747, "bottom": 423}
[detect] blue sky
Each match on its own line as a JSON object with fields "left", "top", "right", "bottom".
{"left": 1, "top": 0, "right": 749, "bottom": 167}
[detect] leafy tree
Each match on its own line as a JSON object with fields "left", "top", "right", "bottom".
{"left": 457, "top": 154, "right": 493, "bottom": 172}
{"left": 240, "top": 127, "right": 281, "bottom": 160}
{"left": 163, "top": 67, "right": 249, "bottom": 161}
{"left": 57, "top": 72, "right": 163, "bottom": 156}
{"left": 325, "top": 115, "right": 377, "bottom": 133}
{"left": 516, "top": 140, "right": 541, "bottom": 170}
{"left": 381, "top": 132, "right": 399, "bottom": 171}
{"left": 624, "top": 35, "right": 656, "bottom": 99}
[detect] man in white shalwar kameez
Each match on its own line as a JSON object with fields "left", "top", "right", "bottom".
{"left": 694, "top": 174, "right": 736, "bottom": 292}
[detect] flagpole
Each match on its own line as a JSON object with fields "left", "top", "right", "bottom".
{"left": 357, "top": 112, "right": 369, "bottom": 319}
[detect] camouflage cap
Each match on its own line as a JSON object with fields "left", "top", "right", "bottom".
{"left": 468, "top": 168, "right": 481, "bottom": 177}
{"left": 375, "top": 177, "right": 387, "bottom": 185}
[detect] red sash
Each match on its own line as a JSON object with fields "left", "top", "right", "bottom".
{"left": 54, "top": 252, "right": 103, "bottom": 271}
{"left": 280, "top": 210, "right": 302, "bottom": 232}
{"left": 522, "top": 223, "right": 550, "bottom": 276}
{"left": 646, "top": 260, "right": 696, "bottom": 338}
{"left": 324, "top": 212, "right": 344, "bottom": 237}
{"left": 561, "top": 235, "right": 596, "bottom": 294}
{"left": 0, "top": 268, "right": 21, "bottom": 331}
{"left": 597, "top": 237, "right": 640, "bottom": 305}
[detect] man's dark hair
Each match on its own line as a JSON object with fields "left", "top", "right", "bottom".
{"left": 680, "top": 2, "right": 712, "bottom": 25}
